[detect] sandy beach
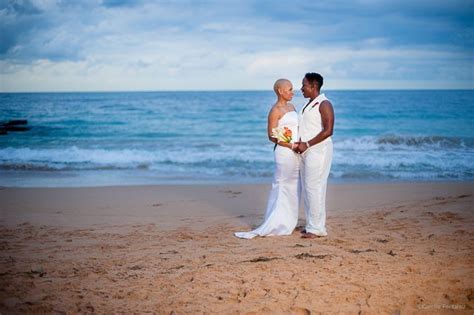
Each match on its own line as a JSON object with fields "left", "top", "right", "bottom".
{"left": 0, "top": 182, "right": 473, "bottom": 314}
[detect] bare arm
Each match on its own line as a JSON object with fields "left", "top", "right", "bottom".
{"left": 267, "top": 108, "right": 279, "bottom": 144}
{"left": 298, "top": 100, "right": 334, "bottom": 152}
{"left": 267, "top": 108, "right": 293, "bottom": 149}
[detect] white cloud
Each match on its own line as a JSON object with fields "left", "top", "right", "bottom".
{"left": 0, "top": 0, "right": 472, "bottom": 91}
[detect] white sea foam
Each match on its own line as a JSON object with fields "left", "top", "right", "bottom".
{"left": 0, "top": 145, "right": 274, "bottom": 171}
{"left": 1, "top": 133, "right": 472, "bottom": 181}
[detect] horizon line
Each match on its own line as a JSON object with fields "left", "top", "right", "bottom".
{"left": 1, "top": 87, "right": 473, "bottom": 94}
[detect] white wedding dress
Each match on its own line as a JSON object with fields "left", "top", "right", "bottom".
{"left": 235, "top": 111, "right": 300, "bottom": 239}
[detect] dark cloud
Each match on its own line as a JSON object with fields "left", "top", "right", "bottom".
{"left": 252, "top": 0, "right": 473, "bottom": 49}
{"left": 0, "top": 0, "right": 47, "bottom": 55}
{"left": 0, "top": 0, "right": 101, "bottom": 61}
{"left": 1, "top": 0, "right": 42, "bottom": 15}
{"left": 2, "top": 0, "right": 472, "bottom": 61}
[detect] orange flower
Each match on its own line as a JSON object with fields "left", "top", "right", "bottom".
{"left": 271, "top": 126, "right": 293, "bottom": 143}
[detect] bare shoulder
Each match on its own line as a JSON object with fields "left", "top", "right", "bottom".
{"left": 319, "top": 100, "right": 334, "bottom": 111}
{"left": 268, "top": 105, "right": 282, "bottom": 119}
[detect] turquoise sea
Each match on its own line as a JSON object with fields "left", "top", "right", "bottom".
{"left": 0, "top": 90, "right": 473, "bottom": 187}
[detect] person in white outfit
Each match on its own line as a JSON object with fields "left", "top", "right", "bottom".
{"left": 294, "top": 73, "right": 334, "bottom": 239}
{"left": 234, "top": 79, "right": 300, "bottom": 239}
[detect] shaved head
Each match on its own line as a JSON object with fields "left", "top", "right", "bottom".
{"left": 273, "top": 78, "right": 291, "bottom": 95}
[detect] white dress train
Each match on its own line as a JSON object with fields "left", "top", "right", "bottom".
{"left": 234, "top": 111, "right": 300, "bottom": 239}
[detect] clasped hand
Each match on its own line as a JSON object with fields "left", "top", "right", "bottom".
{"left": 292, "top": 141, "right": 308, "bottom": 154}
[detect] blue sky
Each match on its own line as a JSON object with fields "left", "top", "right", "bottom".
{"left": 0, "top": 0, "right": 473, "bottom": 91}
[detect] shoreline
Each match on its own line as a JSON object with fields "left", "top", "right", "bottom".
{"left": 1, "top": 181, "right": 473, "bottom": 229}
{"left": 1, "top": 177, "right": 472, "bottom": 188}
{"left": 1, "top": 181, "right": 473, "bottom": 313}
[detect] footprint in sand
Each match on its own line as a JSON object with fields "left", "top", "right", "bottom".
{"left": 290, "top": 307, "right": 311, "bottom": 315}
{"left": 295, "top": 252, "right": 331, "bottom": 260}
{"left": 432, "top": 194, "right": 471, "bottom": 205}
{"left": 219, "top": 190, "right": 243, "bottom": 198}
{"left": 349, "top": 249, "right": 376, "bottom": 254}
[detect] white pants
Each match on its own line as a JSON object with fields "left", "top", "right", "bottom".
{"left": 300, "top": 139, "right": 333, "bottom": 236}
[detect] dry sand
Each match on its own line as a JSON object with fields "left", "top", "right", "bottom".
{"left": 0, "top": 182, "right": 473, "bottom": 314}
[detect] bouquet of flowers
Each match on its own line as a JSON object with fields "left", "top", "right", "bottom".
{"left": 272, "top": 126, "right": 293, "bottom": 143}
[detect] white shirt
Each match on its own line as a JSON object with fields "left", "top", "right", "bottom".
{"left": 298, "top": 93, "right": 331, "bottom": 144}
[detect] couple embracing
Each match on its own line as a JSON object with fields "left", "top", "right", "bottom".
{"left": 235, "top": 73, "right": 334, "bottom": 239}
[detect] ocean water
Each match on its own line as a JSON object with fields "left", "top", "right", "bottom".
{"left": 0, "top": 90, "right": 473, "bottom": 187}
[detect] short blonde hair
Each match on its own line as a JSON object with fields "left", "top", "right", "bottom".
{"left": 273, "top": 78, "right": 291, "bottom": 95}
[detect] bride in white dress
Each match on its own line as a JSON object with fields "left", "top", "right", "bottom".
{"left": 235, "top": 79, "right": 300, "bottom": 239}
